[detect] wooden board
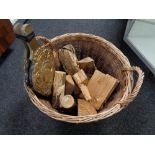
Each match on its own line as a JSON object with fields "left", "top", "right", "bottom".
{"left": 87, "top": 70, "right": 119, "bottom": 110}
{"left": 78, "top": 99, "right": 97, "bottom": 116}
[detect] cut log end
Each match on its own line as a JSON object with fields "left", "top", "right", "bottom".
{"left": 60, "top": 95, "right": 75, "bottom": 109}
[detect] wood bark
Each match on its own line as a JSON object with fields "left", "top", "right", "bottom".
{"left": 58, "top": 44, "right": 79, "bottom": 75}
{"left": 53, "top": 50, "right": 61, "bottom": 70}
{"left": 52, "top": 71, "right": 66, "bottom": 109}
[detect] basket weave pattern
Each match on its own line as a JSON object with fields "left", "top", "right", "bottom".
{"left": 24, "top": 33, "right": 144, "bottom": 123}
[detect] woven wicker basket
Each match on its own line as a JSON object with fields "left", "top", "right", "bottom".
{"left": 24, "top": 33, "right": 144, "bottom": 123}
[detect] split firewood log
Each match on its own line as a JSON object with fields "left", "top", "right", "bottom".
{"left": 73, "top": 85, "right": 81, "bottom": 97}
{"left": 58, "top": 44, "right": 79, "bottom": 75}
{"left": 53, "top": 50, "right": 61, "bottom": 70}
{"left": 73, "top": 69, "right": 91, "bottom": 101}
{"left": 52, "top": 71, "right": 66, "bottom": 109}
{"left": 52, "top": 71, "right": 75, "bottom": 110}
{"left": 78, "top": 99, "right": 97, "bottom": 116}
{"left": 87, "top": 70, "right": 119, "bottom": 110}
{"left": 78, "top": 57, "right": 96, "bottom": 76}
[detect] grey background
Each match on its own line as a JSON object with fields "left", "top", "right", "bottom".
{"left": 0, "top": 19, "right": 155, "bottom": 135}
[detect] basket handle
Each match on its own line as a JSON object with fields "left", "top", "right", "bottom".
{"left": 119, "top": 66, "right": 144, "bottom": 107}
{"left": 35, "top": 36, "right": 51, "bottom": 44}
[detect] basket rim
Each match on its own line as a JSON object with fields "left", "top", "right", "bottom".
{"left": 24, "top": 33, "right": 143, "bottom": 123}
{"left": 49, "top": 32, "right": 131, "bottom": 67}
{"left": 25, "top": 83, "right": 123, "bottom": 123}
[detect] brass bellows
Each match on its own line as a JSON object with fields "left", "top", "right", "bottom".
{"left": 14, "top": 23, "right": 55, "bottom": 96}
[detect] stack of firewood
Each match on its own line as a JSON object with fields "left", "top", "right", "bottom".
{"left": 48, "top": 44, "right": 119, "bottom": 116}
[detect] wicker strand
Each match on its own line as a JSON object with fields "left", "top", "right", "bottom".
{"left": 36, "top": 35, "right": 50, "bottom": 44}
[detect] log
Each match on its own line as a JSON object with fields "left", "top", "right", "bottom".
{"left": 73, "top": 69, "right": 91, "bottom": 101}
{"left": 78, "top": 99, "right": 97, "bottom": 116}
{"left": 87, "top": 70, "right": 119, "bottom": 110}
{"left": 62, "top": 44, "right": 76, "bottom": 54}
{"left": 78, "top": 57, "right": 96, "bottom": 76}
{"left": 73, "top": 69, "right": 88, "bottom": 85}
{"left": 60, "top": 95, "right": 75, "bottom": 109}
{"left": 58, "top": 44, "right": 79, "bottom": 75}
{"left": 52, "top": 71, "right": 76, "bottom": 110}
{"left": 53, "top": 50, "right": 61, "bottom": 70}
{"left": 52, "top": 71, "right": 66, "bottom": 109}
{"left": 65, "top": 75, "right": 75, "bottom": 95}
{"left": 79, "top": 85, "right": 92, "bottom": 101}
{"left": 73, "top": 85, "right": 81, "bottom": 97}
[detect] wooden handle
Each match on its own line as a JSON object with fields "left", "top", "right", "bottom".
{"left": 13, "top": 23, "right": 33, "bottom": 36}
{"left": 21, "top": 24, "right": 33, "bottom": 36}
{"left": 14, "top": 23, "right": 39, "bottom": 52}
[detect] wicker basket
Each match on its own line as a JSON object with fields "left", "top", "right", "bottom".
{"left": 24, "top": 33, "right": 144, "bottom": 123}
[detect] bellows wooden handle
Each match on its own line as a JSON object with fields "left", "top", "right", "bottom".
{"left": 13, "top": 23, "right": 33, "bottom": 36}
